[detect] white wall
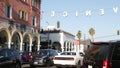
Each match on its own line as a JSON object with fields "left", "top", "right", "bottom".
{"left": 40, "top": 31, "right": 75, "bottom": 52}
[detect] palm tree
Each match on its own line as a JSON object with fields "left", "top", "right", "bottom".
{"left": 89, "top": 28, "right": 95, "bottom": 41}
{"left": 76, "top": 30, "right": 81, "bottom": 45}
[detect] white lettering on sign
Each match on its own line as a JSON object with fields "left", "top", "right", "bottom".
{"left": 85, "top": 10, "right": 91, "bottom": 16}
{"left": 51, "top": 11, "right": 55, "bottom": 17}
{"left": 100, "top": 9, "right": 104, "bottom": 16}
{"left": 49, "top": 7, "right": 119, "bottom": 17}
{"left": 75, "top": 11, "right": 79, "bottom": 17}
{"left": 63, "top": 11, "right": 68, "bottom": 17}
{"left": 113, "top": 7, "right": 119, "bottom": 13}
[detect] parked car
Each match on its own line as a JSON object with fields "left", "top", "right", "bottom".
{"left": 30, "top": 49, "right": 58, "bottom": 68}
{"left": 21, "top": 51, "right": 32, "bottom": 64}
{"left": 83, "top": 41, "right": 120, "bottom": 68}
{"left": 53, "top": 51, "right": 84, "bottom": 68}
{"left": 0, "top": 48, "right": 22, "bottom": 68}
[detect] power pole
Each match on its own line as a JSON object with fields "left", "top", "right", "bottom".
{"left": 117, "top": 30, "right": 120, "bottom": 35}
{"left": 57, "top": 21, "right": 60, "bottom": 28}
{"left": 76, "top": 30, "right": 81, "bottom": 45}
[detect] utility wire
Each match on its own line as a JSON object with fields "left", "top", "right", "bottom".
{"left": 94, "top": 34, "right": 118, "bottom": 39}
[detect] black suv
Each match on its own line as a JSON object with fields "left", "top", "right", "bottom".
{"left": 0, "top": 48, "right": 21, "bottom": 68}
{"left": 83, "top": 41, "right": 120, "bottom": 68}
{"left": 30, "top": 49, "right": 58, "bottom": 68}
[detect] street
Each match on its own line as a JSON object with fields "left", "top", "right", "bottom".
{"left": 22, "top": 64, "right": 57, "bottom": 68}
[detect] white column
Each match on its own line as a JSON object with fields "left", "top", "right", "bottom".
{"left": 60, "top": 33, "right": 64, "bottom": 52}
{"left": 20, "top": 42, "right": 23, "bottom": 52}
{"left": 29, "top": 44, "right": 32, "bottom": 52}
{"left": 61, "top": 45, "right": 64, "bottom": 52}
{"left": 68, "top": 42, "right": 70, "bottom": 51}
{"left": 8, "top": 42, "right": 11, "bottom": 49}
{"left": 74, "top": 45, "right": 76, "bottom": 52}
{"left": 66, "top": 42, "right": 68, "bottom": 51}
{"left": 37, "top": 44, "right": 40, "bottom": 51}
{"left": 77, "top": 45, "right": 79, "bottom": 52}
{"left": 72, "top": 43, "right": 75, "bottom": 51}
{"left": 67, "top": 42, "right": 69, "bottom": 51}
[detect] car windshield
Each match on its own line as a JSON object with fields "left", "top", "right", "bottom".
{"left": 112, "top": 44, "right": 120, "bottom": 60}
{"left": 85, "top": 43, "right": 110, "bottom": 60}
{"left": 38, "top": 49, "right": 58, "bottom": 56}
{"left": 60, "top": 52, "right": 76, "bottom": 55}
{"left": 39, "top": 50, "right": 48, "bottom": 55}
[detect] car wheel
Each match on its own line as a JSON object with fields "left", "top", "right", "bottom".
{"left": 46, "top": 62, "right": 51, "bottom": 67}
{"left": 76, "top": 62, "right": 81, "bottom": 68}
{"left": 56, "top": 66, "right": 61, "bottom": 68}
{"left": 45, "top": 59, "right": 53, "bottom": 66}
{"left": 30, "top": 64, "right": 35, "bottom": 68}
{"left": 14, "top": 63, "right": 21, "bottom": 68}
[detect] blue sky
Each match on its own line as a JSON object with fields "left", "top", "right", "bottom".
{"left": 41, "top": 0, "right": 120, "bottom": 42}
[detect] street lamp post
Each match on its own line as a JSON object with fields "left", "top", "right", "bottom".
{"left": 45, "top": 22, "right": 56, "bottom": 49}
{"left": 46, "top": 22, "right": 50, "bottom": 49}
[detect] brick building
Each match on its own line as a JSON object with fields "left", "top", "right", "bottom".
{"left": 0, "top": 0, "right": 41, "bottom": 52}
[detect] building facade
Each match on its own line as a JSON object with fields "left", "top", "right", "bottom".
{"left": 74, "top": 40, "right": 85, "bottom": 53}
{"left": 40, "top": 29, "right": 75, "bottom": 52}
{"left": 0, "top": 0, "right": 41, "bottom": 52}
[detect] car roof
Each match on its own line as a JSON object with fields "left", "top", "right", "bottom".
{"left": 62, "top": 51, "right": 80, "bottom": 53}
{"left": 0, "top": 48, "right": 14, "bottom": 51}
{"left": 40, "top": 49, "right": 55, "bottom": 50}
{"left": 40, "top": 49, "right": 57, "bottom": 51}
{"left": 60, "top": 51, "right": 80, "bottom": 54}
{"left": 91, "top": 41, "right": 120, "bottom": 45}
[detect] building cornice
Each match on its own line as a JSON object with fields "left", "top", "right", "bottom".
{"left": 41, "top": 29, "right": 75, "bottom": 37}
